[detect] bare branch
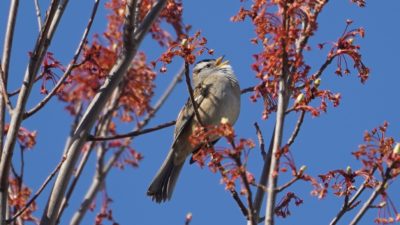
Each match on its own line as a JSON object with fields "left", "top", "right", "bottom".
{"left": 229, "top": 149, "right": 256, "bottom": 225}
{"left": 0, "top": 0, "right": 65, "bottom": 223}
{"left": 33, "top": 0, "right": 42, "bottom": 31}
{"left": 348, "top": 167, "right": 389, "bottom": 225}
{"left": 0, "top": 0, "right": 20, "bottom": 159}
{"left": 138, "top": 64, "right": 184, "bottom": 129}
{"left": 70, "top": 58, "right": 183, "bottom": 224}
{"left": 286, "top": 110, "right": 305, "bottom": 146}
{"left": 1, "top": 0, "right": 19, "bottom": 85}
{"left": 264, "top": 6, "right": 291, "bottom": 225}
{"left": 276, "top": 176, "right": 301, "bottom": 193}
{"left": 0, "top": 66, "right": 12, "bottom": 113}
{"left": 254, "top": 122, "right": 267, "bottom": 161}
{"left": 69, "top": 90, "right": 120, "bottom": 225}
{"left": 184, "top": 61, "right": 204, "bottom": 126}
{"left": 296, "top": 54, "right": 336, "bottom": 90}
{"left": 56, "top": 103, "right": 86, "bottom": 222}
{"left": 212, "top": 155, "right": 249, "bottom": 219}
{"left": 241, "top": 86, "right": 255, "bottom": 94}
{"left": 329, "top": 168, "right": 376, "bottom": 225}
{"left": 253, "top": 126, "right": 275, "bottom": 222}
{"left": 89, "top": 120, "right": 176, "bottom": 141}
{"left": 24, "top": 0, "right": 101, "bottom": 119}
{"left": 40, "top": 1, "right": 168, "bottom": 224}
{"left": 349, "top": 182, "right": 385, "bottom": 225}
{"left": 6, "top": 157, "right": 66, "bottom": 224}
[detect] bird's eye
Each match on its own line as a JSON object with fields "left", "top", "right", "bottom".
{"left": 205, "top": 64, "right": 211, "bottom": 68}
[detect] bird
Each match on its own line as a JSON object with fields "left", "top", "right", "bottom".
{"left": 147, "top": 56, "right": 241, "bottom": 202}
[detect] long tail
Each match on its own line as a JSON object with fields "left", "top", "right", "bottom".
{"left": 147, "top": 150, "right": 184, "bottom": 203}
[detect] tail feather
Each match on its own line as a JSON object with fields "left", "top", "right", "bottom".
{"left": 147, "top": 150, "right": 184, "bottom": 203}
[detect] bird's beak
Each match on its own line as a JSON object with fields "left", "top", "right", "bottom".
{"left": 215, "top": 56, "right": 229, "bottom": 67}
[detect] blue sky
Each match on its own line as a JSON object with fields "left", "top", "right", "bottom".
{"left": 0, "top": 1, "right": 399, "bottom": 225}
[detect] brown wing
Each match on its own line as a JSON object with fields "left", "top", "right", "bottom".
{"left": 172, "top": 85, "right": 205, "bottom": 147}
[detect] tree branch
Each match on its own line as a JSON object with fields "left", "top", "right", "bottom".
{"left": 40, "top": 1, "right": 167, "bottom": 224}
{"left": 264, "top": 5, "right": 290, "bottom": 225}
{"left": 254, "top": 123, "right": 267, "bottom": 161}
{"left": 89, "top": 120, "right": 176, "bottom": 141}
{"left": 33, "top": 0, "right": 43, "bottom": 31}
{"left": 241, "top": 86, "right": 255, "bottom": 94}
{"left": 349, "top": 167, "right": 390, "bottom": 225}
{"left": 230, "top": 150, "right": 256, "bottom": 225}
{"left": 137, "top": 64, "right": 184, "bottom": 129}
{"left": 0, "top": 0, "right": 64, "bottom": 223}
{"left": 0, "top": 0, "right": 20, "bottom": 159}
{"left": 329, "top": 167, "right": 377, "bottom": 225}
{"left": 6, "top": 157, "right": 66, "bottom": 224}
{"left": 184, "top": 61, "right": 204, "bottom": 126}
{"left": 253, "top": 126, "right": 275, "bottom": 222}
{"left": 296, "top": 54, "right": 336, "bottom": 90}
{"left": 24, "top": 0, "right": 101, "bottom": 119}
{"left": 0, "top": 66, "right": 12, "bottom": 114}
{"left": 69, "top": 91, "right": 119, "bottom": 225}
{"left": 1, "top": 0, "right": 19, "bottom": 90}
{"left": 275, "top": 176, "right": 300, "bottom": 193}
{"left": 286, "top": 110, "right": 305, "bottom": 146}
{"left": 69, "top": 61, "right": 183, "bottom": 224}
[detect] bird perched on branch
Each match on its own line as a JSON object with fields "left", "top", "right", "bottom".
{"left": 147, "top": 56, "right": 241, "bottom": 202}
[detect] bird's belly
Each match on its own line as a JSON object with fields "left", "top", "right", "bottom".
{"left": 198, "top": 88, "right": 240, "bottom": 127}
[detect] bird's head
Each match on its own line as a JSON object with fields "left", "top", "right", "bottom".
{"left": 192, "top": 56, "right": 233, "bottom": 86}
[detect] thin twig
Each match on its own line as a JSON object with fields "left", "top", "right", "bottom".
{"left": 7, "top": 74, "right": 44, "bottom": 97}
{"left": 286, "top": 110, "right": 305, "bottom": 146}
{"left": 56, "top": 103, "right": 86, "bottom": 222}
{"left": 184, "top": 61, "right": 203, "bottom": 126}
{"left": 24, "top": 0, "right": 101, "bottom": 119}
{"left": 349, "top": 167, "right": 392, "bottom": 225}
{"left": 213, "top": 156, "right": 249, "bottom": 219}
{"left": 133, "top": 0, "right": 141, "bottom": 31}
{"left": 6, "top": 157, "right": 66, "bottom": 224}
{"left": 88, "top": 120, "right": 176, "bottom": 141}
{"left": 329, "top": 167, "right": 377, "bottom": 225}
{"left": 33, "top": 0, "right": 42, "bottom": 31}
{"left": 1, "top": 0, "right": 63, "bottom": 223}
{"left": 69, "top": 99, "right": 118, "bottom": 225}
{"left": 349, "top": 182, "right": 384, "bottom": 225}
{"left": 0, "top": 0, "right": 20, "bottom": 157}
{"left": 41, "top": 1, "right": 168, "bottom": 224}
{"left": 70, "top": 52, "right": 183, "bottom": 224}
{"left": 0, "top": 65, "right": 12, "bottom": 113}
{"left": 276, "top": 176, "right": 300, "bottom": 193}
{"left": 264, "top": 5, "right": 290, "bottom": 225}
{"left": 19, "top": 146, "right": 25, "bottom": 190}
{"left": 230, "top": 150, "right": 256, "bottom": 225}
{"left": 1, "top": 0, "right": 19, "bottom": 87}
{"left": 253, "top": 126, "right": 275, "bottom": 222}
{"left": 241, "top": 86, "right": 255, "bottom": 94}
{"left": 254, "top": 122, "right": 267, "bottom": 161}
{"left": 138, "top": 64, "right": 184, "bottom": 129}
{"left": 296, "top": 55, "right": 336, "bottom": 90}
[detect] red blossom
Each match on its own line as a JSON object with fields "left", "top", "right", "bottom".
{"left": 274, "top": 192, "right": 303, "bottom": 218}
{"left": 352, "top": 122, "right": 399, "bottom": 177}
{"left": 94, "top": 189, "right": 119, "bottom": 225}
{"left": 189, "top": 123, "right": 255, "bottom": 193}
{"left": 39, "top": 52, "right": 65, "bottom": 95}
{"left": 8, "top": 177, "right": 38, "bottom": 223}
{"left": 232, "top": 1, "right": 369, "bottom": 119}
{"left": 313, "top": 122, "right": 400, "bottom": 223}
{"left": 375, "top": 193, "right": 400, "bottom": 224}
{"left": 4, "top": 125, "right": 37, "bottom": 150}
{"left": 153, "top": 31, "right": 212, "bottom": 72}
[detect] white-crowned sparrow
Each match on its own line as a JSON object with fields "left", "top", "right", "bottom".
{"left": 147, "top": 57, "right": 241, "bottom": 202}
